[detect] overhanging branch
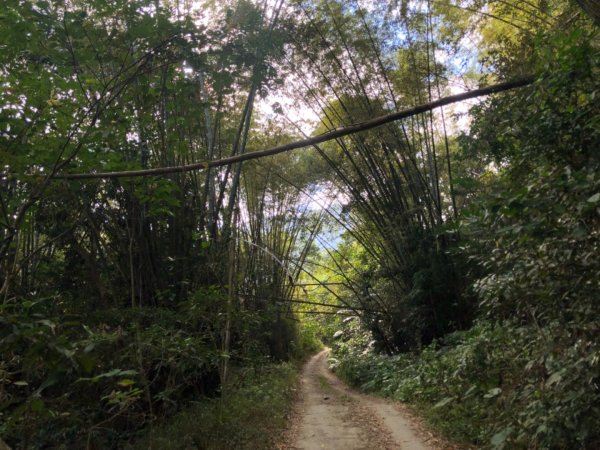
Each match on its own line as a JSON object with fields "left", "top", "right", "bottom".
{"left": 54, "top": 76, "right": 535, "bottom": 180}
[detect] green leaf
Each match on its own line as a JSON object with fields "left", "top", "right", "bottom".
{"left": 117, "top": 378, "right": 136, "bottom": 387}
{"left": 55, "top": 346, "right": 75, "bottom": 358}
{"left": 587, "top": 192, "right": 600, "bottom": 203}
{"left": 37, "top": 319, "right": 56, "bottom": 332}
{"left": 491, "top": 427, "right": 512, "bottom": 448}
{"left": 545, "top": 371, "right": 563, "bottom": 387}
{"left": 463, "top": 384, "right": 478, "bottom": 398}
{"left": 84, "top": 343, "right": 95, "bottom": 353}
{"left": 484, "top": 387, "right": 502, "bottom": 398}
{"left": 432, "top": 396, "right": 455, "bottom": 409}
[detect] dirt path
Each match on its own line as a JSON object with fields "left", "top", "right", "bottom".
{"left": 284, "top": 349, "right": 445, "bottom": 450}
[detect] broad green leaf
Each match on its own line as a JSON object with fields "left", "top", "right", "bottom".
{"left": 545, "top": 371, "right": 563, "bottom": 387}
{"left": 587, "top": 192, "right": 600, "bottom": 203}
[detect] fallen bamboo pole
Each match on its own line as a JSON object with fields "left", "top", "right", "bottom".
{"left": 54, "top": 76, "right": 535, "bottom": 180}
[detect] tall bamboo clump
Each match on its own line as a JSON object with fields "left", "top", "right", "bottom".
{"left": 237, "top": 148, "right": 324, "bottom": 359}
{"left": 0, "top": 0, "right": 303, "bottom": 363}
{"left": 286, "top": 0, "right": 472, "bottom": 351}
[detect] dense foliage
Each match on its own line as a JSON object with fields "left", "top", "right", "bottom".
{"left": 329, "top": 4, "right": 600, "bottom": 449}
{"left": 1, "top": 0, "right": 598, "bottom": 448}
{"left": 134, "top": 361, "right": 299, "bottom": 449}
{"left": 0, "top": 1, "right": 315, "bottom": 447}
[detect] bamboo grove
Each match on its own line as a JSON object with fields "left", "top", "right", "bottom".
{"left": 1, "top": 0, "right": 598, "bottom": 448}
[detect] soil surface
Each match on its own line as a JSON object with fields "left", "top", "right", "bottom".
{"left": 281, "top": 349, "right": 451, "bottom": 450}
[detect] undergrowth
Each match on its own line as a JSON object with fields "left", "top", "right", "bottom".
{"left": 133, "top": 361, "right": 300, "bottom": 449}
{"left": 0, "top": 301, "right": 312, "bottom": 449}
{"left": 330, "top": 321, "right": 600, "bottom": 449}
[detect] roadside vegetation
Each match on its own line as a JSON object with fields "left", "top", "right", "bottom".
{"left": 1, "top": 1, "right": 321, "bottom": 447}
{"left": 134, "top": 361, "right": 301, "bottom": 449}
{"left": 325, "top": 9, "right": 600, "bottom": 450}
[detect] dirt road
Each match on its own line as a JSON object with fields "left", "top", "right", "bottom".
{"left": 284, "top": 349, "right": 443, "bottom": 450}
